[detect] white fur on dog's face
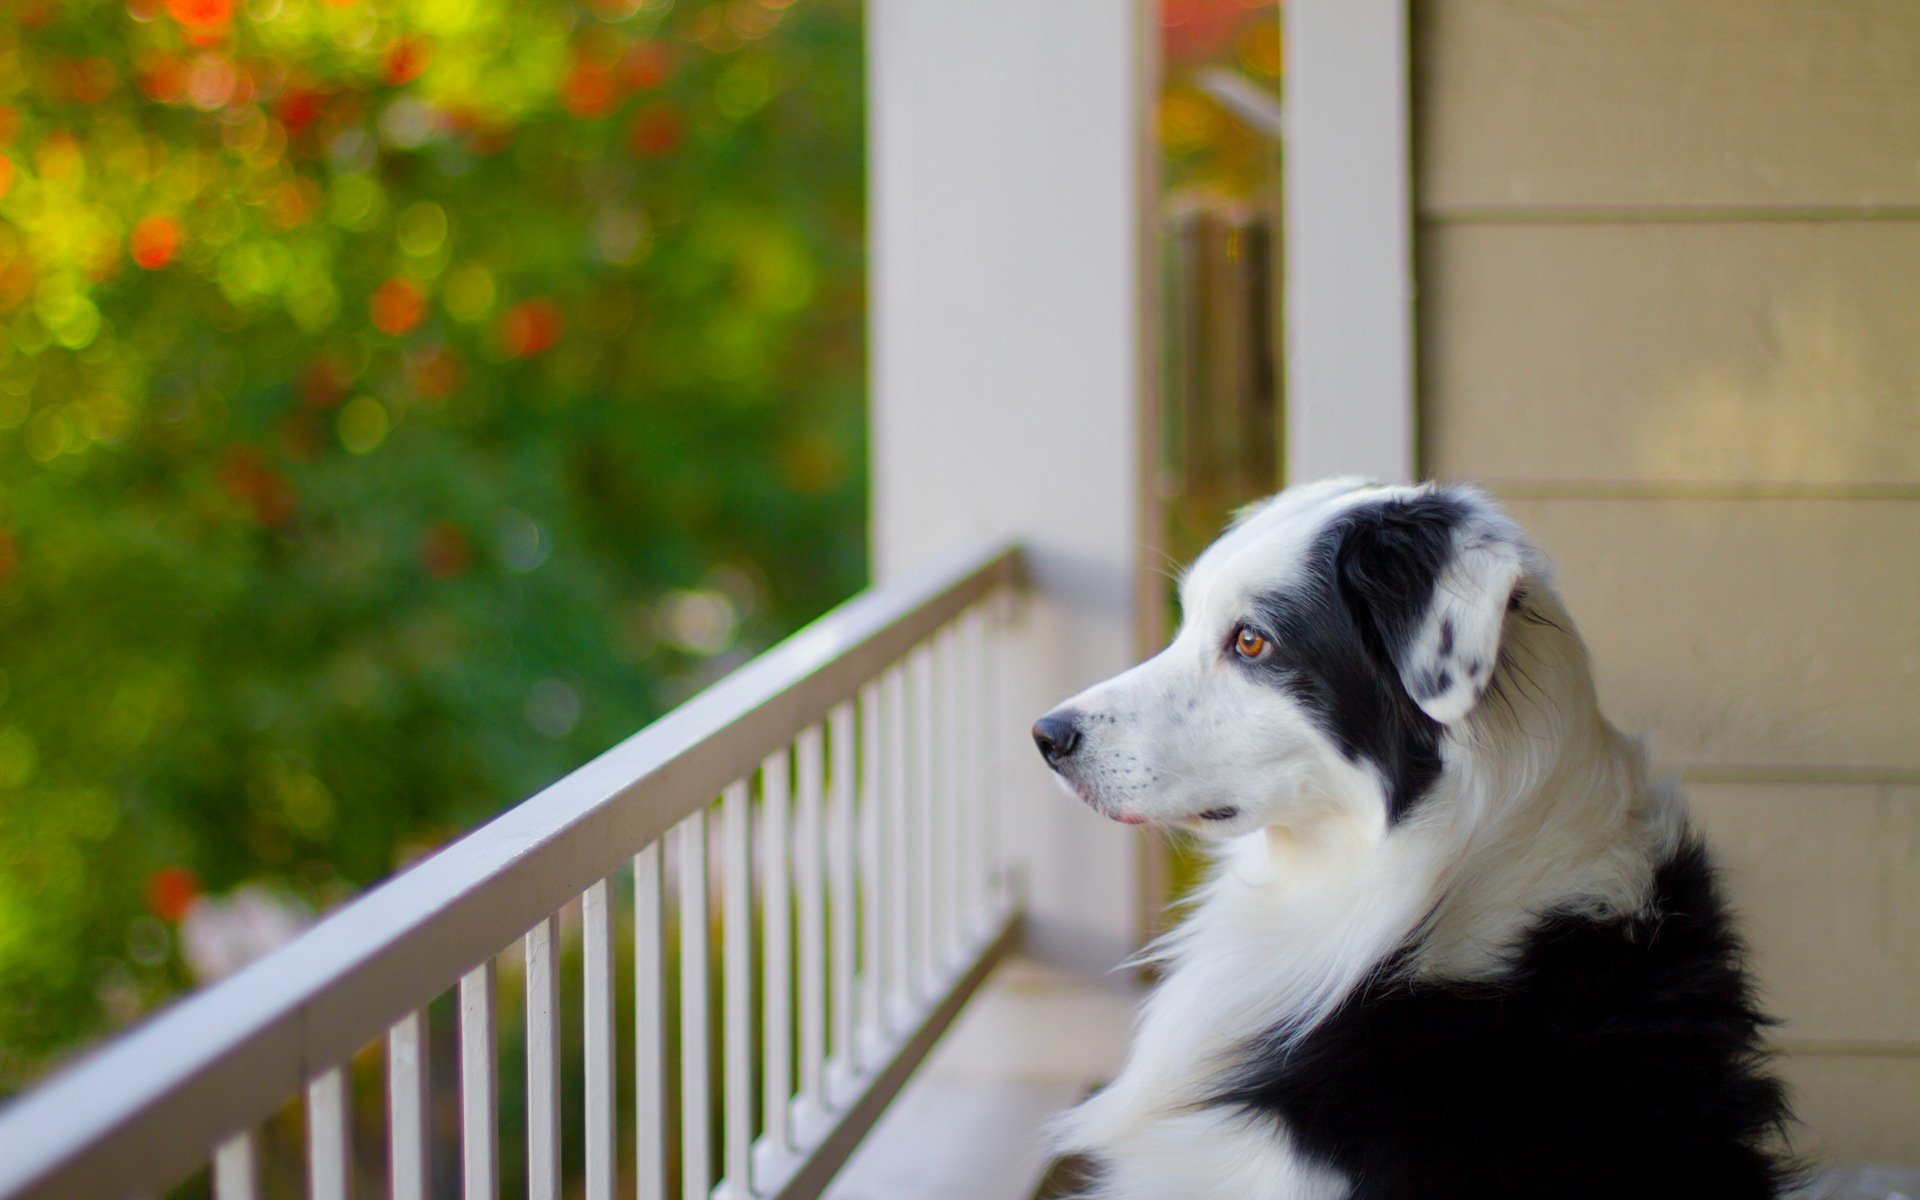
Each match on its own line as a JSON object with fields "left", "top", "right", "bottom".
{"left": 1035, "top": 477, "right": 1531, "bottom": 840}
{"left": 1041, "top": 480, "right": 1389, "bottom": 838}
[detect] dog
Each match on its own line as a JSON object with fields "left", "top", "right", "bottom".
{"left": 1032, "top": 479, "right": 1790, "bottom": 1199}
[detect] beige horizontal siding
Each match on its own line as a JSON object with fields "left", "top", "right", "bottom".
{"left": 1688, "top": 784, "right": 1920, "bottom": 1045}
{"left": 1420, "top": 223, "right": 1920, "bottom": 488}
{"left": 1412, "top": 0, "right": 1919, "bottom": 1160}
{"left": 1499, "top": 498, "right": 1920, "bottom": 773}
{"left": 1779, "top": 1053, "right": 1920, "bottom": 1163}
{"left": 1413, "top": 0, "right": 1920, "bottom": 213}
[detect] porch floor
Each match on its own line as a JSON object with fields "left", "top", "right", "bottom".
{"left": 824, "top": 956, "right": 1142, "bottom": 1200}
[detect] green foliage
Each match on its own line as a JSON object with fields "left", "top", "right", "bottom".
{"left": 0, "top": 0, "right": 865, "bottom": 1093}
{"left": 1157, "top": 0, "right": 1281, "bottom": 199}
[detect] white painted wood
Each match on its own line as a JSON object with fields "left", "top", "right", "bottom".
{"left": 856, "top": 681, "right": 886, "bottom": 1067}
{"left": 29, "top": 835, "right": 1021, "bottom": 1200}
{"left": 583, "top": 878, "right": 616, "bottom": 1200}
{"left": 826, "top": 701, "right": 858, "bottom": 1094}
{"left": 910, "top": 646, "right": 940, "bottom": 991}
{"left": 868, "top": 0, "right": 1153, "bottom": 974}
{"left": 460, "top": 962, "right": 498, "bottom": 1200}
{"left": 677, "top": 812, "right": 713, "bottom": 1200}
{"left": 525, "top": 917, "right": 561, "bottom": 1200}
{"left": 961, "top": 610, "right": 988, "bottom": 934}
{"left": 212, "top": 1131, "right": 257, "bottom": 1200}
{"left": 1282, "top": 0, "right": 1415, "bottom": 485}
{"left": 951, "top": 616, "right": 976, "bottom": 937}
{"left": 937, "top": 625, "right": 965, "bottom": 960}
{"left": 306, "top": 1067, "right": 350, "bottom": 1200}
{"left": 761, "top": 747, "right": 795, "bottom": 1157}
{"left": 387, "top": 1011, "right": 430, "bottom": 1200}
{"left": 985, "top": 600, "right": 1009, "bottom": 915}
{"left": 822, "top": 955, "right": 1142, "bottom": 1200}
{"left": 720, "top": 780, "right": 754, "bottom": 1198}
{"left": 0, "top": 545, "right": 1017, "bottom": 1200}
{"left": 794, "top": 724, "right": 828, "bottom": 1126}
{"left": 633, "top": 842, "right": 668, "bottom": 1200}
{"left": 883, "top": 665, "right": 913, "bottom": 1021}
{"left": 762, "top": 915, "right": 1022, "bottom": 1200}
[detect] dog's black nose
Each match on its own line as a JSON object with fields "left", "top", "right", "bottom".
{"left": 1032, "top": 711, "right": 1082, "bottom": 765}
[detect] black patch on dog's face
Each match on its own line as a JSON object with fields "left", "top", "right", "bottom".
{"left": 1238, "top": 495, "right": 1469, "bottom": 822}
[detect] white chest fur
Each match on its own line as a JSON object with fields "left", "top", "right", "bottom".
{"left": 1051, "top": 825, "right": 1433, "bottom": 1200}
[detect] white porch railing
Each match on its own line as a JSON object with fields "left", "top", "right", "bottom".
{"left": 0, "top": 543, "right": 1026, "bottom": 1200}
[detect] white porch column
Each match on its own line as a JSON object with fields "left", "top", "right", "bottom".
{"left": 868, "top": 0, "right": 1159, "bottom": 973}
{"left": 1283, "top": 0, "right": 1416, "bottom": 484}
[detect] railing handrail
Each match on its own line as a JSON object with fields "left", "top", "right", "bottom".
{"left": 0, "top": 540, "right": 1025, "bottom": 1200}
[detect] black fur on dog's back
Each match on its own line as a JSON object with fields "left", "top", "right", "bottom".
{"left": 1212, "top": 836, "right": 1793, "bottom": 1199}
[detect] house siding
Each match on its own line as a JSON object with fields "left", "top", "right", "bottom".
{"left": 1411, "top": 0, "right": 1920, "bottom": 1164}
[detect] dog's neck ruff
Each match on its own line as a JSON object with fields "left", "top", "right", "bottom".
{"left": 1184, "top": 586, "right": 1670, "bottom": 1038}
{"left": 1057, "top": 587, "right": 1685, "bottom": 1160}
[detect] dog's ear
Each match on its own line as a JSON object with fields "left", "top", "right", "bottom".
{"left": 1337, "top": 492, "right": 1526, "bottom": 725}
{"left": 1396, "top": 532, "right": 1524, "bottom": 724}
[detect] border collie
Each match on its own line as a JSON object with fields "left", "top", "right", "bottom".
{"left": 1032, "top": 479, "right": 1790, "bottom": 1199}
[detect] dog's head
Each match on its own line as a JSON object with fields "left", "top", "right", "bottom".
{"left": 1033, "top": 478, "right": 1545, "bottom": 839}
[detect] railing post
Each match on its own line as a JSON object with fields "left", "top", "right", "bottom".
{"left": 869, "top": 0, "right": 1161, "bottom": 972}
{"left": 1282, "top": 0, "right": 1416, "bottom": 485}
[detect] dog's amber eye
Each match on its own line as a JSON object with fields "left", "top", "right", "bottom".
{"left": 1233, "top": 627, "right": 1268, "bottom": 660}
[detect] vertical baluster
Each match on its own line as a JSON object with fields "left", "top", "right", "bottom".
{"left": 634, "top": 841, "right": 668, "bottom": 1200}
{"left": 584, "top": 878, "right": 616, "bottom": 1200}
{"left": 462, "top": 959, "right": 499, "bottom": 1200}
{"left": 721, "top": 780, "right": 754, "bottom": 1198}
{"left": 939, "top": 623, "right": 965, "bottom": 962}
{"left": 949, "top": 613, "right": 972, "bottom": 943}
{"left": 794, "top": 723, "right": 828, "bottom": 1130}
{"left": 389, "top": 1010, "right": 431, "bottom": 1200}
{"left": 911, "top": 647, "right": 939, "bottom": 994}
{"left": 308, "top": 1066, "right": 351, "bottom": 1200}
{"left": 826, "top": 700, "right": 858, "bottom": 1099}
{"left": 678, "top": 812, "right": 713, "bottom": 1200}
{"left": 940, "top": 618, "right": 967, "bottom": 944}
{"left": 213, "top": 1131, "right": 258, "bottom": 1200}
{"left": 963, "top": 607, "right": 989, "bottom": 936}
{"left": 883, "top": 664, "right": 913, "bottom": 1022}
{"left": 987, "top": 592, "right": 1009, "bottom": 909}
{"left": 857, "top": 680, "right": 886, "bottom": 1063}
{"left": 761, "top": 746, "right": 794, "bottom": 1157}
{"left": 526, "top": 917, "right": 561, "bottom": 1200}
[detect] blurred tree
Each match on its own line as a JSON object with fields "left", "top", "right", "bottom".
{"left": 1159, "top": 0, "right": 1280, "bottom": 200}
{"left": 1152, "top": 0, "right": 1282, "bottom": 910}
{"left": 0, "top": 0, "right": 865, "bottom": 1094}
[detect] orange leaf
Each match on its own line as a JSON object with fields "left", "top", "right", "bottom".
{"left": 497, "top": 298, "right": 564, "bottom": 358}
{"left": 371, "top": 278, "right": 426, "bottom": 336}
{"left": 146, "top": 866, "right": 202, "bottom": 923}
{"left": 130, "top": 215, "right": 181, "bottom": 269}
{"left": 384, "top": 38, "right": 431, "bottom": 87}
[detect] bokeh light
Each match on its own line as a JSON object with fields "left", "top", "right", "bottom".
{"left": 0, "top": 0, "right": 867, "bottom": 1093}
